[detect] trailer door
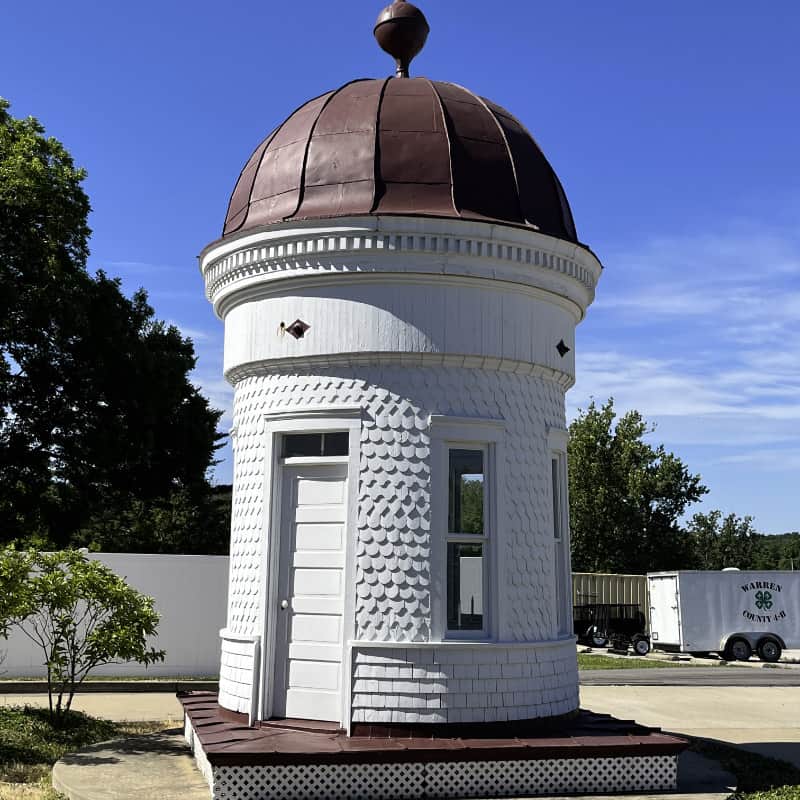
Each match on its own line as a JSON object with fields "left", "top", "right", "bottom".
{"left": 649, "top": 574, "right": 681, "bottom": 646}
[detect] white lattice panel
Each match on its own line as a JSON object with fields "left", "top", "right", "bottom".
{"left": 213, "top": 763, "right": 425, "bottom": 800}
{"left": 425, "top": 756, "right": 678, "bottom": 797}
{"left": 207, "top": 756, "right": 677, "bottom": 800}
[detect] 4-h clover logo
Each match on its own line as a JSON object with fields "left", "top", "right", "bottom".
{"left": 755, "top": 590, "right": 773, "bottom": 610}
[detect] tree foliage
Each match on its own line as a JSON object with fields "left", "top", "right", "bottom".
{"left": 568, "top": 398, "right": 708, "bottom": 573}
{"left": 0, "top": 549, "right": 164, "bottom": 724}
{"left": 750, "top": 531, "right": 800, "bottom": 570}
{"left": 687, "top": 510, "right": 759, "bottom": 570}
{"left": 0, "top": 97, "right": 226, "bottom": 551}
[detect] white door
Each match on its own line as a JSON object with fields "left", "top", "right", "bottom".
{"left": 649, "top": 574, "right": 681, "bottom": 646}
{"left": 272, "top": 463, "right": 348, "bottom": 722}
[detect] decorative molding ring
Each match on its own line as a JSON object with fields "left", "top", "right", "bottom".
{"left": 224, "top": 352, "right": 575, "bottom": 391}
{"left": 202, "top": 225, "right": 600, "bottom": 305}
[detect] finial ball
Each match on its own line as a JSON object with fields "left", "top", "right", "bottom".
{"left": 374, "top": 0, "right": 430, "bottom": 78}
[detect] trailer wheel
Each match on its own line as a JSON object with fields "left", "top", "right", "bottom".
{"left": 590, "top": 627, "right": 609, "bottom": 648}
{"left": 757, "top": 638, "right": 782, "bottom": 663}
{"left": 632, "top": 635, "right": 651, "bottom": 656}
{"left": 725, "top": 637, "right": 752, "bottom": 662}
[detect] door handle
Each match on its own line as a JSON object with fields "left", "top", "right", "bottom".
{"left": 280, "top": 599, "right": 289, "bottom": 610}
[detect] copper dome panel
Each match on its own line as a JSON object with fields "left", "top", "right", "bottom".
{"left": 222, "top": 77, "right": 579, "bottom": 244}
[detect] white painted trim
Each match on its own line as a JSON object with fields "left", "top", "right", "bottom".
{"left": 548, "top": 438, "right": 573, "bottom": 639}
{"left": 219, "top": 628, "right": 259, "bottom": 644}
{"left": 248, "top": 636, "right": 261, "bottom": 728}
{"left": 429, "top": 417, "right": 507, "bottom": 643}
{"left": 226, "top": 354, "right": 574, "bottom": 391}
{"left": 348, "top": 635, "right": 576, "bottom": 650}
{"left": 429, "top": 415, "right": 505, "bottom": 443}
{"left": 199, "top": 215, "right": 602, "bottom": 285}
{"left": 547, "top": 426, "right": 569, "bottom": 453}
{"left": 257, "top": 409, "right": 361, "bottom": 725}
{"left": 281, "top": 456, "right": 350, "bottom": 466}
{"left": 262, "top": 404, "right": 362, "bottom": 422}
{"left": 214, "top": 271, "right": 586, "bottom": 323}
{"left": 429, "top": 415, "right": 505, "bottom": 430}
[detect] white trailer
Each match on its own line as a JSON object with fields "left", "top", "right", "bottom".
{"left": 648, "top": 570, "right": 800, "bottom": 662}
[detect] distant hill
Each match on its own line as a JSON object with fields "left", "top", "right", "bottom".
{"left": 753, "top": 531, "right": 800, "bottom": 570}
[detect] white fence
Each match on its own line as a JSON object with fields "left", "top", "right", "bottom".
{"left": 1, "top": 553, "right": 229, "bottom": 678}
{"left": 2, "top": 556, "right": 650, "bottom": 678}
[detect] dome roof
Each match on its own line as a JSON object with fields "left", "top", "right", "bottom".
{"left": 223, "top": 77, "right": 578, "bottom": 244}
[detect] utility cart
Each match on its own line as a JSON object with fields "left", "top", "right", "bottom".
{"left": 574, "top": 603, "right": 650, "bottom": 655}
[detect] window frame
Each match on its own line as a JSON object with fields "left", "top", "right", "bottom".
{"left": 429, "top": 416, "right": 506, "bottom": 642}
{"left": 257, "top": 404, "right": 362, "bottom": 731}
{"left": 445, "top": 444, "right": 489, "bottom": 637}
{"left": 548, "top": 428, "right": 573, "bottom": 639}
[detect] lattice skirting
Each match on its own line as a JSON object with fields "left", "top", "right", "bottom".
{"left": 186, "top": 730, "right": 677, "bottom": 799}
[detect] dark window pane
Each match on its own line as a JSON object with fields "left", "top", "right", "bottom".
{"left": 322, "top": 431, "right": 349, "bottom": 456}
{"left": 552, "top": 458, "right": 562, "bottom": 540}
{"left": 448, "top": 449, "right": 484, "bottom": 534}
{"left": 283, "top": 434, "right": 323, "bottom": 458}
{"left": 282, "top": 432, "right": 349, "bottom": 458}
{"left": 447, "top": 542, "right": 484, "bottom": 630}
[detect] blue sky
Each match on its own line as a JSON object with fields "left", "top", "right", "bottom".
{"left": 3, "top": 2, "right": 799, "bottom": 533}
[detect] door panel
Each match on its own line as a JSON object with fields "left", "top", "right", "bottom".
{"left": 272, "top": 463, "right": 348, "bottom": 723}
{"left": 649, "top": 575, "right": 681, "bottom": 645}
{"left": 295, "top": 523, "right": 344, "bottom": 551}
{"left": 297, "top": 476, "right": 346, "bottom": 505}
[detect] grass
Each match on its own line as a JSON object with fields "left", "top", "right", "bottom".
{"left": 0, "top": 706, "right": 168, "bottom": 800}
{"left": 691, "top": 738, "right": 800, "bottom": 799}
{"left": 577, "top": 652, "right": 699, "bottom": 669}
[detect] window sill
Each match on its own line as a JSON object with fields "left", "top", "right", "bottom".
{"left": 348, "top": 635, "right": 577, "bottom": 650}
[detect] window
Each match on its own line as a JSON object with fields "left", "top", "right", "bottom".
{"left": 282, "top": 432, "right": 349, "bottom": 458}
{"left": 551, "top": 450, "right": 571, "bottom": 636}
{"left": 446, "top": 448, "right": 487, "bottom": 633}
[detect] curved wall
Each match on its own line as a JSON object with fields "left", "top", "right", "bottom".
{"left": 219, "top": 364, "right": 577, "bottom": 722}
{"left": 208, "top": 216, "right": 597, "bottom": 722}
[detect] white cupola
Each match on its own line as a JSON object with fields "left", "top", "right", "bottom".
{"left": 200, "top": 0, "right": 602, "bottom": 733}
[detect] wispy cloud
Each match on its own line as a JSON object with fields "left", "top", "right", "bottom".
{"left": 571, "top": 222, "right": 800, "bottom": 502}
{"left": 167, "top": 320, "right": 211, "bottom": 342}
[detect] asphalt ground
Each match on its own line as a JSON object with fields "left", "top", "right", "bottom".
{"left": 580, "top": 665, "right": 800, "bottom": 685}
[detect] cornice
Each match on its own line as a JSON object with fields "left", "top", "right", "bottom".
{"left": 215, "top": 270, "right": 584, "bottom": 322}
{"left": 200, "top": 217, "right": 601, "bottom": 318}
{"left": 224, "top": 352, "right": 575, "bottom": 391}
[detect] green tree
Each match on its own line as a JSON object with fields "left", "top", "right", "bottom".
{"left": 568, "top": 398, "right": 707, "bottom": 573}
{"left": 0, "top": 549, "right": 164, "bottom": 724}
{"left": 0, "top": 97, "right": 91, "bottom": 538}
{"left": 688, "top": 510, "right": 758, "bottom": 570}
{"left": 751, "top": 531, "right": 800, "bottom": 570}
{"left": 0, "top": 98, "right": 225, "bottom": 550}
{"left": 71, "top": 487, "right": 231, "bottom": 555}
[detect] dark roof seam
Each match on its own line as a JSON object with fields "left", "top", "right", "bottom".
{"left": 464, "top": 86, "right": 525, "bottom": 224}
{"left": 224, "top": 86, "right": 336, "bottom": 236}
{"left": 424, "top": 79, "right": 459, "bottom": 218}
{"left": 223, "top": 126, "right": 278, "bottom": 236}
{"left": 369, "top": 77, "right": 393, "bottom": 214}
{"left": 490, "top": 103, "right": 578, "bottom": 241}
{"left": 289, "top": 79, "right": 369, "bottom": 222}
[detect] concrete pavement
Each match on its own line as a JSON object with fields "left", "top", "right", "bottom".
{"left": 5, "top": 685, "right": 795, "bottom": 799}
{"left": 52, "top": 731, "right": 209, "bottom": 800}
{"left": 0, "top": 692, "right": 185, "bottom": 723}
{"left": 581, "top": 685, "right": 800, "bottom": 769}
{"left": 52, "top": 733, "right": 734, "bottom": 800}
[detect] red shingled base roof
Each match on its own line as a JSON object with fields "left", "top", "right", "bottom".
{"left": 179, "top": 692, "right": 687, "bottom": 768}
